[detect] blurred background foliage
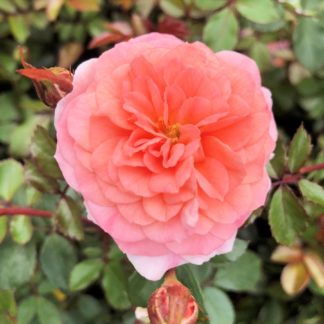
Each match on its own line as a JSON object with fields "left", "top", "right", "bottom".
{"left": 0, "top": 0, "right": 324, "bottom": 323}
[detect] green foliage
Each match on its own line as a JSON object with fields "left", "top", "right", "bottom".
{"left": 0, "top": 159, "right": 24, "bottom": 201}
{"left": 0, "top": 239, "right": 36, "bottom": 289}
{"left": 194, "top": 0, "right": 227, "bottom": 11}
{"left": 40, "top": 234, "right": 77, "bottom": 290}
{"left": 0, "top": 218, "right": 8, "bottom": 244}
{"left": 212, "top": 238, "right": 248, "bottom": 264}
{"left": 177, "top": 265, "right": 206, "bottom": 313}
{"left": 36, "top": 297, "right": 61, "bottom": 324}
{"left": 69, "top": 258, "right": 103, "bottom": 291}
{"left": 30, "top": 126, "right": 62, "bottom": 179}
{"left": 299, "top": 179, "right": 324, "bottom": 207}
{"left": 10, "top": 216, "right": 33, "bottom": 245}
{"left": 0, "top": 0, "right": 324, "bottom": 323}
{"left": 288, "top": 124, "right": 312, "bottom": 172}
{"left": 236, "top": 0, "right": 280, "bottom": 24}
{"left": 203, "top": 9, "right": 239, "bottom": 51}
{"left": 214, "top": 251, "right": 263, "bottom": 292}
{"left": 54, "top": 197, "right": 84, "bottom": 240}
{"left": 269, "top": 186, "right": 308, "bottom": 245}
{"left": 128, "top": 272, "right": 161, "bottom": 307}
{"left": 102, "top": 262, "right": 131, "bottom": 310}
{"left": 0, "top": 290, "right": 17, "bottom": 324}
{"left": 17, "top": 296, "right": 37, "bottom": 324}
{"left": 203, "top": 287, "right": 235, "bottom": 324}
{"left": 294, "top": 18, "right": 324, "bottom": 71}
{"left": 267, "top": 141, "right": 286, "bottom": 179}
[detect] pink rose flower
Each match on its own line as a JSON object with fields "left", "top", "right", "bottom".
{"left": 55, "top": 33, "right": 277, "bottom": 280}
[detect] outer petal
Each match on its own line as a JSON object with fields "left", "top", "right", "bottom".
{"left": 216, "top": 50, "right": 261, "bottom": 85}
{"left": 127, "top": 254, "right": 185, "bottom": 281}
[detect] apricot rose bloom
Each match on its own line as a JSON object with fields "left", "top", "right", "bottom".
{"left": 54, "top": 33, "right": 277, "bottom": 280}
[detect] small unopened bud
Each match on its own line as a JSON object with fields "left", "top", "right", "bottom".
{"left": 148, "top": 269, "right": 198, "bottom": 324}
{"left": 281, "top": 262, "right": 310, "bottom": 296}
{"left": 271, "top": 245, "right": 303, "bottom": 264}
{"left": 303, "top": 250, "right": 324, "bottom": 289}
{"left": 17, "top": 48, "right": 73, "bottom": 108}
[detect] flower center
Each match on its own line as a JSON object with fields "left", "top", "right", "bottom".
{"left": 165, "top": 124, "right": 180, "bottom": 143}
{"left": 156, "top": 118, "right": 180, "bottom": 143}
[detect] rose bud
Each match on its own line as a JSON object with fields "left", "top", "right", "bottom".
{"left": 148, "top": 270, "right": 198, "bottom": 324}
{"left": 280, "top": 261, "right": 310, "bottom": 296}
{"left": 17, "top": 50, "right": 73, "bottom": 108}
{"left": 303, "top": 250, "right": 324, "bottom": 289}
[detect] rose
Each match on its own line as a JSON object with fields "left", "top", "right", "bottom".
{"left": 54, "top": 33, "right": 277, "bottom": 280}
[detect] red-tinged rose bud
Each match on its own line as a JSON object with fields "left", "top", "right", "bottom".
{"left": 17, "top": 48, "right": 73, "bottom": 108}
{"left": 157, "top": 16, "right": 189, "bottom": 40}
{"left": 148, "top": 269, "right": 198, "bottom": 324}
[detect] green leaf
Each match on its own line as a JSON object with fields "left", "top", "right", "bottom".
{"left": 288, "top": 124, "right": 312, "bottom": 172}
{"left": 0, "top": 159, "right": 24, "bottom": 201}
{"left": 127, "top": 271, "right": 161, "bottom": 307}
{"left": 212, "top": 239, "right": 249, "bottom": 265}
{"left": 101, "top": 262, "right": 131, "bottom": 310}
{"left": 17, "top": 296, "right": 37, "bottom": 324}
{"left": 293, "top": 18, "right": 324, "bottom": 71}
{"left": 267, "top": 141, "right": 286, "bottom": 179}
{"left": 13, "top": 0, "right": 29, "bottom": 10}
{"left": 299, "top": 179, "right": 324, "bottom": 207}
{"left": 36, "top": 297, "right": 61, "bottom": 324}
{"left": 258, "top": 300, "right": 284, "bottom": 324}
{"left": 0, "top": 0, "right": 16, "bottom": 13}
{"left": 8, "top": 15, "right": 30, "bottom": 43}
{"left": 54, "top": 197, "right": 84, "bottom": 241}
{"left": 30, "top": 126, "right": 62, "bottom": 179}
{"left": 224, "top": 239, "right": 249, "bottom": 261}
{"left": 25, "top": 187, "right": 41, "bottom": 206}
{"left": 10, "top": 216, "right": 33, "bottom": 245}
{"left": 9, "top": 116, "right": 50, "bottom": 157}
{"left": 77, "top": 295, "right": 105, "bottom": 320}
{"left": 269, "top": 186, "right": 308, "bottom": 245}
{"left": 0, "top": 239, "right": 36, "bottom": 289}
{"left": 0, "top": 124, "right": 16, "bottom": 145}
{"left": 40, "top": 234, "right": 77, "bottom": 290}
{"left": 203, "top": 9, "right": 239, "bottom": 51}
{"left": 203, "top": 287, "right": 235, "bottom": 324}
{"left": 176, "top": 265, "right": 206, "bottom": 313}
{"left": 194, "top": 0, "right": 226, "bottom": 11}
{"left": 250, "top": 42, "right": 271, "bottom": 71}
{"left": 0, "top": 94, "right": 18, "bottom": 122}
{"left": 236, "top": 0, "right": 280, "bottom": 24}
{"left": 69, "top": 259, "right": 103, "bottom": 291}
{"left": 160, "top": 0, "right": 185, "bottom": 18}
{"left": 214, "top": 251, "right": 263, "bottom": 292}
{"left": 25, "top": 161, "right": 60, "bottom": 194}
{"left": 0, "top": 290, "right": 17, "bottom": 320}
{"left": 0, "top": 218, "right": 8, "bottom": 244}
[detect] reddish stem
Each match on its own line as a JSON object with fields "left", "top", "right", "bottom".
{"left": 299, "top": 163, "right": 324, "bottom": 174}
{"left": 0, "top": 207, "right": 51, "bottom": 218}
{"left": 0, "top": 206, "right": 94, "bottom": 225}
{"left": 272, "top": 163, "right": 324, "bottom": 188}
{"left": 272, "top": 174, "right": 302, "bottom": 188}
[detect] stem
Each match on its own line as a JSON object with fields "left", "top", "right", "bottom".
{"left": 0, "top": 207, "right": 51, "bottom": 218}
{"left": 272, "top": 174, "right": 301, "bottom": 188}
{"left": 272, "top": 163, "right": 324, "bottom": 188}
{"left": 164, "top": 268, "right": 178, "bottom": 284}
{"left": 299, "top": 163, "right": 324, "bottom": 174}
{"left": 0, "top": 206, "right": 94, "bottom": 226}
